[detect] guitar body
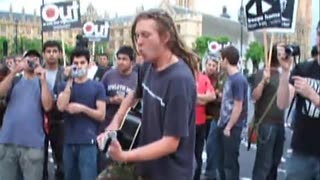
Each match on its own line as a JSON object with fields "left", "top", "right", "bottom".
{"left": 118, "top": 110, "right": 142, "bottom": 151}
{"left": 98, "top": 110, "right": 142, "bottom": 180}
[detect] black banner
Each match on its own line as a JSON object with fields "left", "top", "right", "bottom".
{"left": 245, "top": 0, "right": 297, "bottom": 32}
{"left": 278, "top": 0, "right": 296, "bottom": 30}
{"left": 41, "top": 1, "right": 81, "bottom": 32}
{"left": 82, "top": 21, "right": 110, "bottom": 42}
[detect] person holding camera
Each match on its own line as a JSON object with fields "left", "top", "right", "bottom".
{"left": 277, "top": 21, "right": 320, "bottom": 180}
{"left": 57, "top": 48, "right": 106, "bottom": 180}
{"left": 0, "top": 50, "right": 53, "bottom": 180}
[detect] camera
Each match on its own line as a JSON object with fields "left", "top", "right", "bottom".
{"left": 26, "top": 58, "right": 38, "bottom": 70}
{"left": 70, "top": 66, "right": 86, "bottom": 78}
{"left": 285, "top": 45, "right": 300, "bottom": 57}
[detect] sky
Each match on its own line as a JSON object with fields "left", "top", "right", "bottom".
{"left": 0, "top": 0, "right": 318, "bottom": 42}
{"left": 0, "top": 0, "right": 245, "bottom": 21}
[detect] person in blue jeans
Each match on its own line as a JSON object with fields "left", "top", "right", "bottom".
{"left": 251, "top": 44, "right": 285, "bottom": 180}
{"left": 217, "top": 46, "right": 248, "bottom": 180}
{"left": 203, "top": 54, "right": 225, "bottom": 180}
{"left": 205, "top": 120, "right": 220, "bottom": 180}
{"left": 277, "top": 21, "right": 320, "bottom": 180}
{"left": 57, "top": 48, "right": 106, "bottom": 180}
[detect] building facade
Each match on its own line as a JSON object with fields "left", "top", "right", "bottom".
{"left": 4, "top": 0, "right": 311, "bottom": 58}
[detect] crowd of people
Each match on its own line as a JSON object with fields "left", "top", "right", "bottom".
{"left": 0, "top": 9, "right": 319, "bottom": 180}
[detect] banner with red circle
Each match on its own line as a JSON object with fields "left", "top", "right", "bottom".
{"left": 41, "top": 1, "right": 81, "bottom": 32}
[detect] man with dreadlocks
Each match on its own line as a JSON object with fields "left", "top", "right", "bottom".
{"left": 98, "top": 9, "right": 198, "bottom": 180}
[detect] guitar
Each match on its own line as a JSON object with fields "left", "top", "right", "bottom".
{"left": 98, "top": 108, "right": 141, "bottom": 180}
{"left": 117, "top": 109, "right": 142, "bottom": 151}
{"left": 100, "top": 108, "right": 141, "bottom": 153}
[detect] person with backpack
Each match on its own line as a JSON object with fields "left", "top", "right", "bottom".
{"left": 0, "top": 49, "right": 53, "bottom": 180}
{"left": 251, "top": 44, "right": 285, "bottom": 180}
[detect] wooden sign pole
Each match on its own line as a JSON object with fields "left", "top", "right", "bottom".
{"left": 60, "top": 30, "right": 66, "bottom": 67}
{"left": 268, "top": 34, "right": 274, "bottom": 67}
{"left": 263, "top": 31, "right": 268, "bottom": 65}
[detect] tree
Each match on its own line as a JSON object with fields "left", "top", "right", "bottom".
{"left": 245, "top": 41, "right": 264, "bottom": 72}
{"left": 16, "top": 37, "right": 42, "bottom": 55}
{"left": 0, "top": 37, "right": 9, "bottom": 60}
{"left": 195, "top": 35, "right": 232, "bottom": 58}
{"left": 213, "top": 36, "right": 230, "bottom": 46}
{"left": 95, "top": 41, "right": 109, "bottom": 55}
{"left": 54, "top": 41, "right": 74, "bottom": 65}
{"left": 63, "top": 43, "right": 74, "bottom": 59}
{"left": 195, "top": 36, "right": 215, "bottom": 58}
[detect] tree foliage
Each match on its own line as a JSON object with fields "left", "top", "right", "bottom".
{"left": 195, "top": 36, "right": 230, "bottom": 58}
{"left": 17, "top": 37, "right": 42, "bottom": 55}
{"left": 245, "top": 41, "right": 264, "bottom": 63}
{"left": 213, "top": 36, "right": 230, "bottom": 45}
{"left": 0, "top": 37, "right": 8, "bottom": 60}
{"left": 195, "top": 36, "right": 215, "bottom": 57}
{"left": 95, "top": 41, "right": 109, "bottom": 55}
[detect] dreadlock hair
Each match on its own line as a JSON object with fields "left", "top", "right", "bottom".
{"left": 131, "top": 9, "right": 199, "bottom": 77}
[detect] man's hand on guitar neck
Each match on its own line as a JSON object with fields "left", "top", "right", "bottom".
{"left": 97, "top": 113, "right": 124, "bottom": 144}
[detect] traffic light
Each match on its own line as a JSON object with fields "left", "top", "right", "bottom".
{"left": 2, "top": 40, "right": 8, "bottom": 57}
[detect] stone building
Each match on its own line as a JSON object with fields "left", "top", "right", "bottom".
{"left": 3, "top": 0, "right": 314, "bottom": 57}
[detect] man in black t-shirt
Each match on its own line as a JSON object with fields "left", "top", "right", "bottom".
{"left": 277, "top": 21, "right": 320, "bottom": 180}
{"left": 252, "top": 44, "right": 285, "bottom": 180}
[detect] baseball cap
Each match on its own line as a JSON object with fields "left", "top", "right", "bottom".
{"left": 23, "top": 49, "right": 41, "bottom": 58}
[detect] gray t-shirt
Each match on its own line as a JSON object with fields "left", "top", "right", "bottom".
{"left": 219, "top": 72, "right": 248, "bottom": 128}
{"left": 0, "top": 76, "right": 44, "bottom": 148}
{"left": 100, "top": 69, "right": 137, "bottom": 131}
{"left": 135, "top": 60, "right": 196, "bottom": 180}
{"left": 46, "top": 69, "right": 58, "bottom": 91}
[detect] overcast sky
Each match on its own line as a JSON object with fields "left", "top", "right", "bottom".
{"left": 0, "top": 0, "right": 318, "bottom": 42}
{"left": 0, "top": 0, "right": 245, "bottom": 20}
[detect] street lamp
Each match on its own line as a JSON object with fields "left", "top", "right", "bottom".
{"left": 15, "top": 19, "right": 18, "bottom": 54}
{"left": 238, "top": 0, "right": 245, "bottom": 58}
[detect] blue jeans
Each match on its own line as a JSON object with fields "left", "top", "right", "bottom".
{"left": 286, "top": 151, "right": 320, "bottom": 180}
{"left": 194, "top": 124, "right": 206, "bottom": 180}
{"left": 63, "top": 144, "right": 97, "bottom": 180}
{"left": 252, "top": 122, "right": 285, "bottom": 180}
{"left": 218, "top": 126, "right": 242, "bottom": 180}
{"left": 205, "top": 120, "right": 220, "bottom": 179}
